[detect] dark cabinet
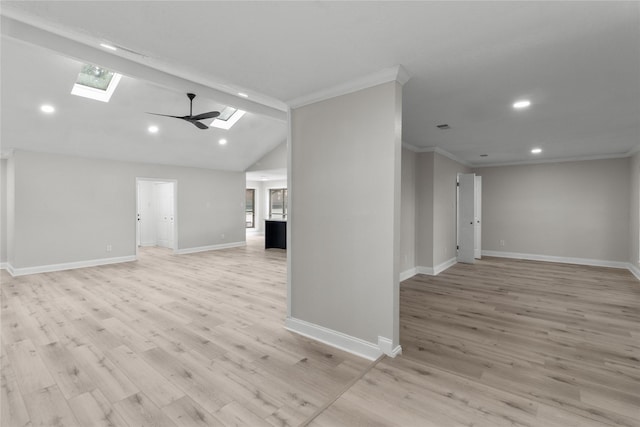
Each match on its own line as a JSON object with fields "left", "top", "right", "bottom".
{"left": 265, "top": 220, "right": 286, "bottom": 249}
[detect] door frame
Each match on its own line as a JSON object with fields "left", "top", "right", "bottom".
{"left": 135, "top": 177, "right": 178, "bottom": 257}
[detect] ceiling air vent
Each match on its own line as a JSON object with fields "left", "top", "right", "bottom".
{"left": 436, "top": 124, "right": 450, "bottom": 130}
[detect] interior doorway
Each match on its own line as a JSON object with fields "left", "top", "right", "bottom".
{"left": 136, "top": 178, "right": 177, "bottom": 256}
{"left": 457, "top": 173, "right": 482, "bottom": 264}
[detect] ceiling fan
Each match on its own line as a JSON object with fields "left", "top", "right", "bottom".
{"left": 148, "top": 93, "right": 220, "bottom": 129}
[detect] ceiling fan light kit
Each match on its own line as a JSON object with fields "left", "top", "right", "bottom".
{"left": 147, "top": 93, "right": 220, "bottom": 129}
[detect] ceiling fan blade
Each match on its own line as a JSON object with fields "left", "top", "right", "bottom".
{"left": 191, "top": 120, "right": 209, "bottom": 130}
{"left": 146, "top": 112, "right": 187, "bottom": 119}
{"left": 190, "top": 111, "right": 220, "bottom": 121}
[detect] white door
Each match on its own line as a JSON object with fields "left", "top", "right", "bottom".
{"left": 155, "top": 182, "right": 175, "bottom": 249}
{"left": 474, "top": 176, "right": 482, "bottom": 259}
{"left": 458, "top": 173, "right": 476, "bottom": 264}
{"left": 138, "top": 181, "right": 156, "bottom": 247}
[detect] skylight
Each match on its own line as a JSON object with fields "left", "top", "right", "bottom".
{"left": 71, "top": 64, "right": 122, "bottom": 102}
{"left": 211, "top": 106, "right": 246, "bottom": 130}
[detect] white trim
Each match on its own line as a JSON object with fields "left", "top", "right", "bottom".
{"left": 434, "top": 257, "right": 458, "bottom": 275}
{"left": 413, "top": 258, "right": 458, "bottom": 277}
{"left": 377, "top": 336, "right": 402, "bottom": 358}
{"left": 475, "top": 153, "right": 630, "bottom": 168}
{"left": 0, "top": 262, "right": 7, "bottom": 270}
{"left": 175, "top": 241, "right": 245, "bottom": 255}
{"left": 482, "top": 250, "right": 629, "bottom": 269}
{"left": 286, "top": 107, "right": 293, "bottom": 318}
{"left": 71, "top": 72, "right": 122, "bottom": 103}
{"left": 401, "top": 142, "right": 422, "bottom": 152}
{"left": 399, "top": 267, "right": 417, "bottom": 282}
{"left": 400, "top": 144, "right": 471, "bottom": 167}
{"left": 625, "top": 144, "right": 640, "bottom": 156}
{"left": 0, "top": 148, "right": 15, "bottom": 159}
{"left": 5, "top": 255, "right": 136, "bottom": 277}
{"left": 416, "top": 266, "right": 435, "bottom": 276}
{"left": 401, "top": 143, "right": 637, "bottom": 168}
{"left": 6, "top": 264, "right": 16, "bottom": 276}
{"left": 628, "top": 263, "right": 640, "bottom": 281}
{"left": 285, "top": 317, "right": 382, "bottom": 361}
{"left": 135, "top": 177, "right": 178, "bottom": 257}
{"left": 287, "top": 65, "right": 410, "bottom": 108}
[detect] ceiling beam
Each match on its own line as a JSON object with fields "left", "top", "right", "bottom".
{"left": 1, "top": 15, "right": 287, "bottom": 122}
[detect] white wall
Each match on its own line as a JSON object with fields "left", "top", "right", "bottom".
{"left": 415, "top": 152, "right": 434, "bottom": 268}
{"left": 413, "top": 151, "right": 469, "bottom": 270}
{"left": 290, "top": 81, "right": 402, "bottom": 355}
{"left": 246, "top": 141, "right": 287, "bottom": 172}
{"left": 476, "top": 158, "right": 630, "bottom": 263}
{"left": 400, "top": 147, "right": 416, "bottom": 275}
{"left": 7, "top": 150, "right": 245, "bottom": 271}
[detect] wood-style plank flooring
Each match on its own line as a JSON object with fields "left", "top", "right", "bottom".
{"left": 2, "top": 237, "right": 639, "bottom": 426}
{"left": 312, "top": 257, "right": 640, "bottom": 427}
{"left": 1, "top": 236, "right": 372, "bottom": 427}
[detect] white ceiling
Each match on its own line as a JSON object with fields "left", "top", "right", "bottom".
{"left": 1, "top": 1, "right": 639, "bottom": 167}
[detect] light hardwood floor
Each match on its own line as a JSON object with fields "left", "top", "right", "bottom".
{"left": 2, "top": 238, "right": 639, "bottom": 426}
{"left": 312, "top": 257, "right": 640, "bottom": 427}
{"left": 1, "top": 236, "right": 372, "bottom": 427}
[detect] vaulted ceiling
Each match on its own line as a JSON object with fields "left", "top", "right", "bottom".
{"left": 1, "top": 1, "right": 638, "bottom": 169}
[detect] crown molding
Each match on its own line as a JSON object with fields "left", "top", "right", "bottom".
{"left": 475, "top": 152, "right": 631, "bottom": 168}
{"left": 0, "top": 149, "right": 15, "bottom": 160}
{"left": 626, "top": 144, "right": 640, "bottom": 157}
{"left": 401, "top": 144, "right": 471, "bottom": 167}
{"left": 288, "top": 65, "right": 410, "bottom": 109}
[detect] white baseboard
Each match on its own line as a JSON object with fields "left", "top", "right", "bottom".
{"left": 413, "top": 257, "right": 458, "bottom": 277}
{"left": 399, "top": 267, "right": 417, "bottom": 282}
{"left": 628, "top": 263, "right": 640, "bottom": 281}
{"left": 378, "top": 336, "right": 402, "bottom": 358}
{"left": 416, "top": 265, "right": 435, "bottom": 276}
{"left": 0, "top": 262, "right": 7, "bottom": 270}
{"left": 5, "top": 255, "right": 137, "bottom": 277}
{"left": 285, "top": 317, "right": 384, "bottom": 361}
{"left": 482, "top": 250, "right": 629, "bottom": 269}
{"left": 175, "top": 241, "right": 246, "bottom": 255}
{"left": 434, "top": 257, "right": 457, "bottom": 275}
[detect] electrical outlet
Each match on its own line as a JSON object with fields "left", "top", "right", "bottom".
{"left": 221, "top": 233, "right": 225, "bottom": 240}
{"left": 500, "top": 240, "right": 506, "bottom": 247}
{"left": 106, "top": 244, "right": 112, "bottom": 252}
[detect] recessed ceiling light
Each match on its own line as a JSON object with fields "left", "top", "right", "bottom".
{"left": 238, "top": 92, "right": 249, "bottom": 98}
{"left": 531, "top": 148, "right": 542, "bottom": 154}
{"left": 513, "top": 99, "right": 531, "bottom": 109}
{"left": 480, "top": 154, "right": 488, "bottom": 157}
{"left": 148, "top": 125, "right": 159, "bottom": 133}
{"left": 219, "top": 138, "right": 227, "bottom": 145}
{"left": 100, "top": 43, "right": 117, "bottom": 51}
{"left": 40, "top": 104, "right": 55, "bottom": 114}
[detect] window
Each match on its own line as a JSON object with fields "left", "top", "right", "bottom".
{"left": 269, "top": 188, "right": 287, "bottom": 220}
{"left": 245, "top": 189, "right": 255, "bottom": 228}
{"left": 70, "top": 63, "right": 122, "bottom": 102}
{"left": 210, "top": 106, "right": 246, "bottom": 129}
